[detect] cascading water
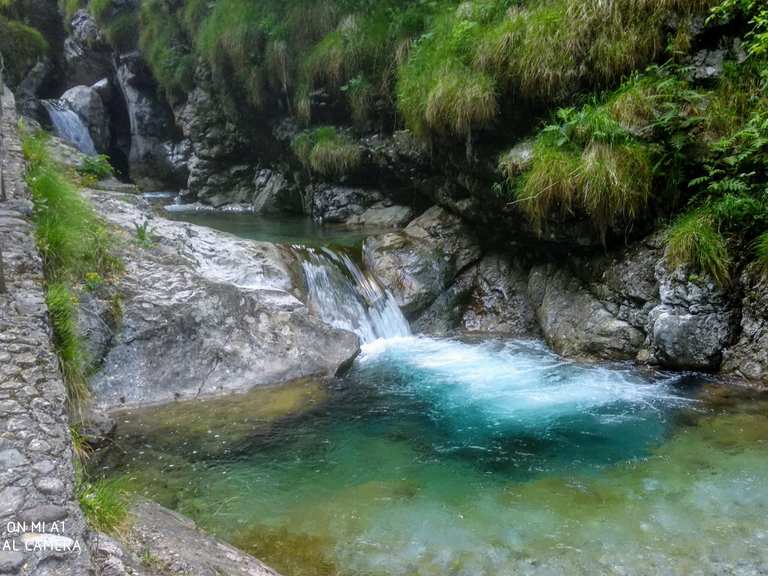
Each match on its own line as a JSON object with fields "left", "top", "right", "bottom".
{"left": 41, "top": 100, "right": 97, "bottom": 155}
{"left": 300, "top": 246, "right": 410, "bottom": 343}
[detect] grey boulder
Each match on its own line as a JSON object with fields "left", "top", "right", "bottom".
{"left": 364, "top": 206, "right": 481, "bottom": 315}
{"left": 648, "top": 260, "right": 738, "bottom": 371}
{"left": 60, "top": 84, "right": 111, "bottom": 152}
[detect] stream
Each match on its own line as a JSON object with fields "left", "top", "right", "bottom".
{"left": 96, "top": 203, "right": 768, "bottom": 576}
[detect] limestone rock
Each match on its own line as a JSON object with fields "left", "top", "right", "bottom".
{"left": 83, "top": 190, "right": 359, "bottom": 410}
{"left": 122, "top": 500, "right": 281, "bottom": 576}
{"left": 364, "top": 206, "right": 481, "bottom": 315}
{"left": 252, "top": 169, "right": 301, "bottom": 215}
{"left": 312, "top": 185, "right": 383, "bottom": 223}
{"left": 647, "top": 260, "right": 738, "bottom": 371}
{"left": 529, "top": 265, "right": 644, "bottom": 360}
{"left": 346, "top": 202, "right": 414, "bottom": 228}
{"left": 63, "top": 9, "right": 112, "bottom": 88}
{"left": 461, "top": 254, "right": 537, "bottom": 335}
{"left": 60, "top": 84, "right": 111, "bottom": 152}
{"left": 722, "top": 265, "right": 768, "bottom": 385}
{"left": 115, "top": 54, "right": 187, "bottom": 190}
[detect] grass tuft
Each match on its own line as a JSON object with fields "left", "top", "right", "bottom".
{"left": 292, "top": 127, "right": 361, "bottom": 177}
{"left": 665, "top": 210, "right": 731, "bottom": 286}
{"left": 77, "top": 475, "right": 128, "bottom": 534}
{"left": 46, "top": 283, "right": 89, "bottom": 405}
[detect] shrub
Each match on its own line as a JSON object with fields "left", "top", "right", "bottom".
{"left": 78, "top": 154, "right": 113, "bottom": 181}
{"left": 665, "top": 210, "right": 731, "bottom": 286}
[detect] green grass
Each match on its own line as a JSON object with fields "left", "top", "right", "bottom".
{"left": 22, "top": 130, "right": 121, "bottom": 409}
{"left": 47, "top": 283, "right": 89, "bottom": 404}
{"left": 665, "top": 210, "right": 731, "bottom": 286}
{"left": 292, "top": 126, "right": 362, "bottom": 177}
{"left": 77, "top": 474, "right": 128, "bottom": 534}
{"left": 139, "top": 0, "right": 194, "bottom": 101}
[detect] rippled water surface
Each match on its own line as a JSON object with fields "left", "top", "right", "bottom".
{"left": 99, "top": 337, "right": 768, "bottom": 576}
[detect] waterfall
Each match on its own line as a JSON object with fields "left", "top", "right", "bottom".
{"left": 41, "top": 100, "right": 96, "bottom": 155}
{"left": 300, "top": 247, "right": 410, "bottom": 343}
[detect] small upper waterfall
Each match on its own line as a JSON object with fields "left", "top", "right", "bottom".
{"left": 41, "top": 100, "right": 97, "bottom": 155}
{"left": 301, "top": 247, "right": 410, "bottom": 343}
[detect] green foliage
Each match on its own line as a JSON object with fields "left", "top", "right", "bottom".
{"left": 21, "top": 130, "right": 121, "bottom": 408}
{"left": 105, "top": 10, "right": 139, "bottom": 52}
{"left": 709, "top": 0, "right": 768, "bottom": 58}
{"left": 665, "top": 210, "right": 731, "bottom": 286}
{"left": 397, "top": 0, "right": 711, "bottom": 139}
{"left": 78, "top": 154, "right": 113, "bottom": 181}
{"left": 22, "top": 132, "right": 119, "bottom": 281}
{"left": 509, "top": 104, "right": 653, "bottom": 239}
{"left": 292, "top": 126, "right": 361, "bottom": 177}
{"left": 60, "top": 0, "right": 83, "bottom": 22}
{"left": 134, "top": 220, "right": 155, "bottom": 246}
{"left": 46, "top": 283, "right": 89, "bottom": 405}
{"left": 77, "top": 475, "right": 128, "bottom": 534}
{"left": 0, "top": 15, "right": 48, "bottom": 85}
{"left": 139, "top": 0, "right": 194, "bottom": 101}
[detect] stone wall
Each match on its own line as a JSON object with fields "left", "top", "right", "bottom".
{"left": 0, "top": 85, "right": 91, "bottom": 575}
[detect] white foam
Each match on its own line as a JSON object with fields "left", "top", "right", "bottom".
{"left": 360, "top": 336, "right": 689, "bottom": 425}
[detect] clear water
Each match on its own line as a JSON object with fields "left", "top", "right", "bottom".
{"left": 301, "top": 248, "right": 410, "bottom": 343}
{"left": 95, "top": 336, "right": 768, "bottom": 576}
{"left": 156, "top": 202, "right": 378, "bottom": 248}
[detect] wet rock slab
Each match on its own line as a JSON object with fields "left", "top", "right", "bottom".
{"left": 82, "top": 190, "right": 360, "bottom": 411}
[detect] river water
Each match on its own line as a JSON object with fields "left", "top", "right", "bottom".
{"left": 96, "top": 207, "right": 768, "bottom": 576}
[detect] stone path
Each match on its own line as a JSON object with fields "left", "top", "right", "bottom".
{"left": 0, "top": 86, "right": 91, "bottom": 574}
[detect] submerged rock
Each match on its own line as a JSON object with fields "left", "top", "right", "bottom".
{"left": 115, "top": 500, "right": 281, "bottom": 576}
{"left": 83, "top": 190, "right": 359, "bottom": 410}
{"left": 364, "top": 206, "right": 481, "bottom": 315}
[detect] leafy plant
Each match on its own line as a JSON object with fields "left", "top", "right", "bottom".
{"left": 134, "top": 220, "right": 155, "bottom": 247}
{"left": 78, "top": 155, "right": 113, "bottom": 181}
